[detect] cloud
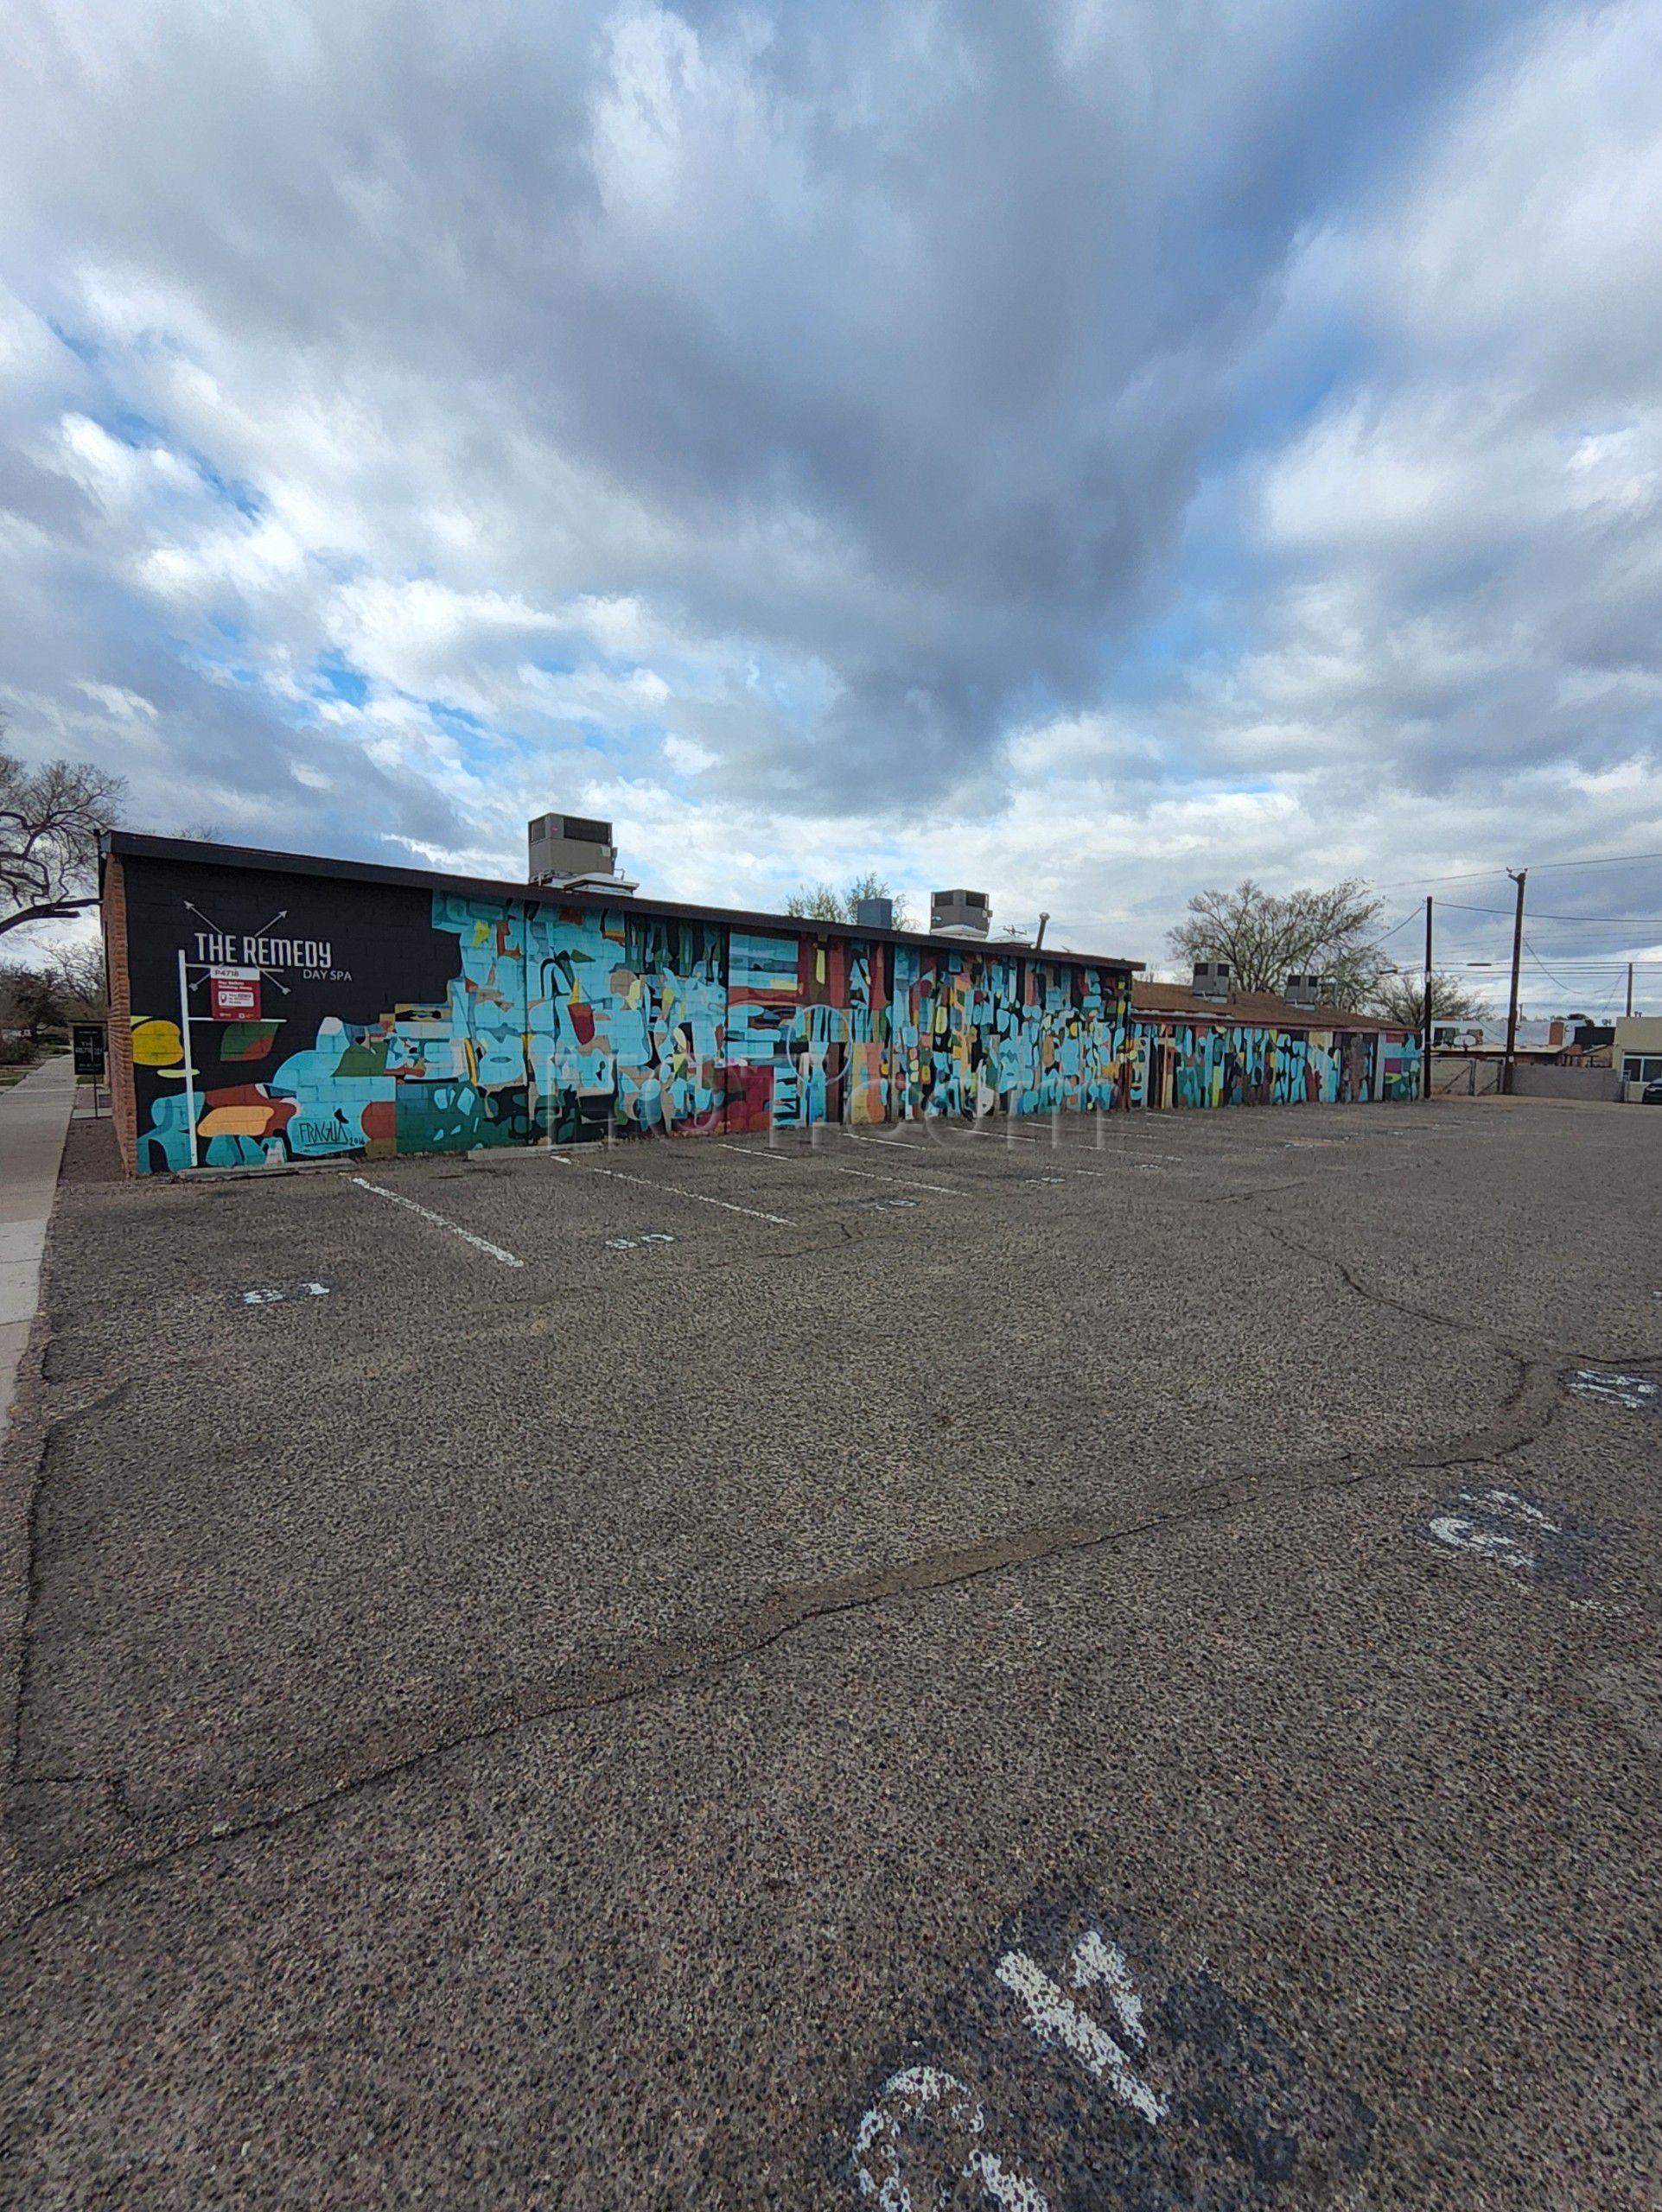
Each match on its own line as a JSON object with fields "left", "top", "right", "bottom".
{"left": 0, "top": 0, "right": 1659, "bottom": 1002}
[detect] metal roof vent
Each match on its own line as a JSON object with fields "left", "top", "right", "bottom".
{"left": 931, "top": 888, "right": 991, "bottom": 940}
{"left": 528, "top": 813, "right": 639, "bottom": 896}
{"left": 853, "top": 895, "right": 895, "bottom": 931}
{"left": 1191, "top": 961, "right": 1231, "bottom": 1002}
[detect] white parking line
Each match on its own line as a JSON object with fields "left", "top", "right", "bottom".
{"left": 846, "top": 1131, "right": 1173, "bottom": 1182}
{"left": 850, "top": 1125, "right": 1189, "bottom": 1163}
{"left": 350, "top": 1178, "right": 525, "bottom": 1267}
{"left": 548, "top": 1153, "right": 798, "bottom": 1227}
{"left": 717, "top": 1141, "right": 965, "bottom": 1198}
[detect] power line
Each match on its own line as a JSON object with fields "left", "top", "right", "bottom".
{"left": 1436, "top": 901, "right": 1662, "bottom": 925}
{"left": 1531, "top": 849, "right": 1662, "bottom": 873}
{"left": 1368, "top": 847, "right": 1662, "bottom": 895}
{"left": 1522, "top": 940, "right": 1589, "bottom": 996}
{"left": 1361, "top": 906, "right": 1427, "bottom": 951}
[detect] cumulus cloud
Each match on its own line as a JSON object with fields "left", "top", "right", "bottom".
{"left": 0, "top": 0, "right": 1659, "bottom": 997}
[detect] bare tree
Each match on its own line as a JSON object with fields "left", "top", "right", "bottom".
{"left": 1167, "top": 878, "right": 1386, "bottom": 1007}
{"left": 45, "top": 938, "right": 108, "bottom": 1019}
{"left": 0, "top": 731, "right": 127, "bottom": 940}
{"left": 785, "top": 873, "right": 914, "bottom": 931}
{"left": 0, "top": 963, "right": 66, "bottom": 1040}
{"left": 1370, "top": 970, "right": 1492, "bottom": 1034}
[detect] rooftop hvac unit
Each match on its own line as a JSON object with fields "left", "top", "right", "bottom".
{"left": 527, "top": 813, "right": 638, "bottom": 895}
{"left": 1191, "top": 961, "right": 1231, "bottom": 1002}
{"left": 931, "top": 887, "right": 991, "bottom": 940}
{"left": 1284, "top": 972, "right": 1321, "bottom": 1008}
{"left": 853, "top": 895, "right": 895, "bottom": 931}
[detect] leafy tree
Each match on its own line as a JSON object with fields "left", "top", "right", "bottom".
{"left": 785, "top": 873, "right": 914, "bottom": 931}
{"left": 0, "top": 727, "right": 127, "bottom": 940}
{"left": 784, "top": 880, "right": 844, "bottom": 921}
{"left": 1167, "top": 878, "right": 1386, "bottom": 1007}
{"left": 1370, "top": 970, "right": 1493, "bottom": 1034}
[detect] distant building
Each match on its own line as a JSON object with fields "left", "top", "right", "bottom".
{"left": 1430, "top": 1016, "right": 1568, "bottom": 1058}
{"left": 1612, "top": 1014, "right": 1662, "bottom": 1094}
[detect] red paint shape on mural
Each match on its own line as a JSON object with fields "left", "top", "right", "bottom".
{"left": 726, "top": 1065, "right": 775, "bottom": 1134}
{"left": 210, "top": 976, "right": 262, "bottom": 1021}
{"left": 360, "top": 1100, "right": 397, "bottom": 1141}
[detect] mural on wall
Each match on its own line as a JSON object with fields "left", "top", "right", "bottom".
{"left": 1131, "top": 1020, "right": 1420, "bottom": 1109}
{"left": 119, "top": 861, "right": 1418, "bottom": 1172}
{"left": 1139, "top": 1021, "right": 1360, "bottom": 1110}
{"left": 892, "top": 950, "right": 1136, "bottom": 1119}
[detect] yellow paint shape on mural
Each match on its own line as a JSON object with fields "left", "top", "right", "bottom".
{"left": 463, "top": 1038, "right": 479, "bottom": 1082}
{"left": 198, "top": 1105, "right": 277, "bottom": 1138}
{"left": 132, "top": 1018, "right": 185, "bottom": 1066}
{"left": 473, "top": 921, "right": 491, "bottom": 946}
{"left": 816, "top": 949, "right": 826, "bottom": 985}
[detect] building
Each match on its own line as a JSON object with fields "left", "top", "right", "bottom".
{"left": 99, "top": 831, "right": 1422, "bottom": 1174}
{"left": 1430, "top": 1016, "right": 1570, "bottom": 1058}
{"left": 1130, "top": 980, "right": 1419, "bottom": 1112}
{"left": 1612, "top": 1014, "right": 1662, "bottom": 1094}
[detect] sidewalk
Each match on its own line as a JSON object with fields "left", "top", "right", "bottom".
{"left": 0, "top": 1053, "right": 77, "bottom": 1446}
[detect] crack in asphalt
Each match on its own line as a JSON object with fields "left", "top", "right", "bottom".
{"left": 1, "top": 1351, "right": 1568, "bottom": 1943}
{"left": 1262, "top": 1225, "right": 1502, "bottom": 1344}
{"left": 6, "top": 1118, "right": 1651, "bottom": 1945}
{"left": 5, "top": 1376, "right": 136, "bottom": 1795}
{"left": 1259, "top": 1223, "right": 1662, "bottom": 1372}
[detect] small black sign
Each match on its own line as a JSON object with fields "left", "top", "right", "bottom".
{"left": 72, "top": 1023, "right": 106, "bottom": 1079}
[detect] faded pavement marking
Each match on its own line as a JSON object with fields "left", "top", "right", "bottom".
{"left": 718, "top": 1140, "right": 965, "bottom": 1198}
{"left": 349, "top": 1178, "right": 525, "bottom": 1267}
{"left": 1410, "top": 1482, "right": 1616, "bottom": 1597}
{"left": 843, "top": 1897, "right": 1372, "bottom": 2208}
{"left": 844, "top": 1132, "right": 1177, "bottom": 1182}
{"left": 994, "top": 1934, "right": 1166, "bottom": 2124}
{"left": 234, "top": 1280, "right": 334, "bottom": 1307}
{"left": 1568, "top": 1369, "right": 1662, "bottom": 1414}
{"left": 547, "top": 1153, "right": 797, "bottom": 1227}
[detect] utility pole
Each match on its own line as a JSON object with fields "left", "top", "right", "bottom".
{"left": 1035, "top": 912, "right": 1049, "bottom": 950}
{"left": 1421, "top": 895, "right": 1434, "bottom": 1100}
{"left": 1501, "top": 868, "right": 1527, "bottom": 1096}
{"left": 1627, "top": 961, "right": 1634, "bottom": 1018}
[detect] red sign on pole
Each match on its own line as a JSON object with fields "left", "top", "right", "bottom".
{"left": 208, "top": 971, "right": 262, "bottom": 1021}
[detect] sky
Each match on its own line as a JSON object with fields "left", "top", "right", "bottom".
{"left": 2, "top": 0, "right": 1660, "bottom": 1009}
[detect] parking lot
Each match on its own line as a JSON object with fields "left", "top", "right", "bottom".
{"left": 3, "top": 1096, "right": 1660, "bottom": 2207}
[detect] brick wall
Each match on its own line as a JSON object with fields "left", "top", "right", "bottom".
{"left": 100, "top": 852, "right": 137, "bottom": 1174}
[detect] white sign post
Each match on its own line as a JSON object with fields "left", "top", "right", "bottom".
{"left": 176, "top": 948, "right": 200, "bottom": 1170}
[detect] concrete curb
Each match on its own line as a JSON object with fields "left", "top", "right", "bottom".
{"left": 0, "top": 1055, "right": 77, "bottom": 1452}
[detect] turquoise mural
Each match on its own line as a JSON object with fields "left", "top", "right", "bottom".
{"left": 121, "top": 863, "right": 1421, "bottom": 1172}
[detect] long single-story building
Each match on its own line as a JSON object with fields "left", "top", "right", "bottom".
{"left": 99, "top": 832, "right": 1422, "bottom": 1173}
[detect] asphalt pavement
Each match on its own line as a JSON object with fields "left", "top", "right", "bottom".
{"left": 2, "top": 1096, "right": 1659, "bottom": 2208}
